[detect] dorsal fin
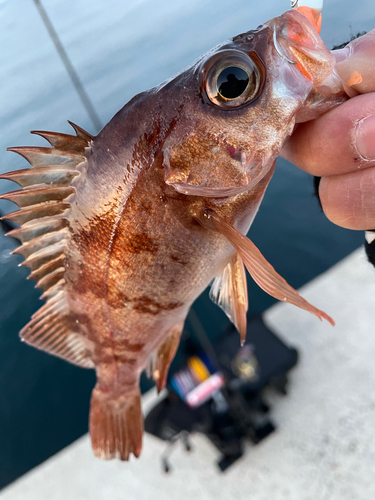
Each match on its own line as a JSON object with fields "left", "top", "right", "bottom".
{"left": 0, "top": 186, "right": 75, "bottom": 207}
{"left": 0, "top": 167, "right": 79, "bottom": 188}
{"left": 20, "top": 291, "right": 94, "bottom": 368}
{"left": 6, "top": 147, "right": 84, "bottom": 167}
{"left": 31, "top": 130, "right": 90, "bottom": 153}
{"left": 7, "top": 218, "right": 69, "bottom": 243}
{"left": 67, "top": 120, "right": 94, "bottom": 142}
{"left": 2, "top": 202, "right": 71, "bottom": 226}
{"left": 1, "top": 122, "right": 94, "bottom": 368}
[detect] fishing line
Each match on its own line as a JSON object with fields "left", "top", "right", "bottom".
{"left": 187, "top": 308, "right": 222, "bottom": 370}
{"left": 32, "top": 0, "right": 102, "bottom": 132}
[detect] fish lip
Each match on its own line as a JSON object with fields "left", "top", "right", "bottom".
{"left": 166, "top": 159, "right": 273, "bottom": 198}
{"left": 271, "top": 9, "right": 337, "bottom": 90}
{"left": 272, "top": 9, "right": 332, "bottom": 64}
{"left": 166, "top": 182, "right": 252, "bottom": 197}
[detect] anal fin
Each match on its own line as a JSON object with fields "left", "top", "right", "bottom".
{"left": 209, "top": 210, "right": 335, "bottom": 326}
{"left": 210, "top": 254, "right": 248, "bottom": 344}
{"left": 148, "top": 322, "right": 183, "bottom": 393}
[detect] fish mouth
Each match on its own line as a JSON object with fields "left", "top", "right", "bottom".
{"left": 272, "top": 9, "right": 335, "bottom": 88}
{"left": 273, "top": 25, "right": 296, "bottom": 65}
{"left": 166, "top": 157, "right": 274, "bottom": 198}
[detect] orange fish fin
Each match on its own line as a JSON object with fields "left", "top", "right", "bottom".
{"left": 20, "top": 291, "right": 94, "bottom": 368}
{"left": 90, "top": 385, "right": 143, "bottom": 460}
{"left": 149, "top": 322, "right": 183, "bottom": 392}
{"left": 210, "top": 253, "right": 248, "bottom": 345}
{"left": 209, "top": 211, "right": 334, "bottom": 326}
{"left": 1, "top": 123, "right": 95, "bottom": 365}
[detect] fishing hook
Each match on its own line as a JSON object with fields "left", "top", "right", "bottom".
{"left": 273, "top": 26, "right": 296, "bottom": 64}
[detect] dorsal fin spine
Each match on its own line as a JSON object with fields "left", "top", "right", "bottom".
{"left": 6, "top": 147, "right": 85, "bottom": 167}
{"left": 31, "top": 130, "right": 89, "bottom": 153}
{"left": 3, "top": 202, "right": 71, "bottom": 226}
{"left": 0, "top": 186, "right": 75, "bottom": 208}
{"left": 40, "top": 279, "right": 66, "bottom": 301}
{"left": 67, "top": 120, "right": 94, "bottom": 141}
{"left": 1, "top": 125, "right": 95, "bottom": 368}
{"left": 12, "top": 229, "right": 68, "bottom": 258}
{"left": 8, "top": 218, "right": 69, "bottom": 244}
{"left": 21, "top": 240, "right": 67, "bottom": 270}
{"left": 0, "top": 167, "right": 79, "bottom": 188}
{"left": 28, "top": 255, "right": 65, "bottom": 282}
{"left": 36, "top": 268, "right": 65, "bottom": 292}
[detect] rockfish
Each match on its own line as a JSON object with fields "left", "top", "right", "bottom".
{"left": 1, "top": 6, "right": 349, "bottom": 460}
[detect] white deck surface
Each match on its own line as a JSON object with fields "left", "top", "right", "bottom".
{"left": 1, "top": 248, "right": 375, "bottom": 500}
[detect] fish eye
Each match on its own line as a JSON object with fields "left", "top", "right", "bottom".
{"left": 217, "top": 66, "right": 249, "bottom": 99}
{"left": 203, "top": 50, "right": 265, "bottom": 109}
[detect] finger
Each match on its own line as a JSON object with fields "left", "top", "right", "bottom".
{"left": 319, "top": 167, "right": 375, "bottom": 230}
{"left": 281, "top": 93, "right": 375, "bottom": 176}
{"left": 334, "top": 29, "right": 375, "bottom": 94}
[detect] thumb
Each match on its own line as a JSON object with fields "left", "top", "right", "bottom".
{"left": 334, "top": 29, "right": 375, "bottom": 94}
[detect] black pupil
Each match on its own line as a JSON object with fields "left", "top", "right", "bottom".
{"left": 217, "top": 66, "right": 249, "bottom": 99}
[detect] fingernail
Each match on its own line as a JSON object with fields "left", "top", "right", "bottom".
{"left": 332, "top": 46, "right": 351, "bottom": 63}
{"left": 355, "top": 115, "right": 375, "bottom": 161}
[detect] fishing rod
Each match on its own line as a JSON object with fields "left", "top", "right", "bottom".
{"left": 32, "top": 0, "right": 102, "bottom": 133}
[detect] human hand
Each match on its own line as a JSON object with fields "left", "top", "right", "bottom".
{"left": 281, "top": 29, "right": 375, "bottom": 230}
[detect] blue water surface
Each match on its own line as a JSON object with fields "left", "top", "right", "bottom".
{"left": 0, "top": 0, "right": 373, "bottom": 488}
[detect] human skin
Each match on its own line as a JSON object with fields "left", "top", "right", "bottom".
{"left": 281, "top": 29, "right": 375, "bottom": 230}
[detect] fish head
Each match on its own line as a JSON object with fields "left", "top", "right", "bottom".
{"left": 161, "top": 9, "right": 346, "bottom": 198}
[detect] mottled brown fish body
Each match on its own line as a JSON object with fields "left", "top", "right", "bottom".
{"left": 1, "top": 9, "right": 348, "bottom": 461}
{"left": 67, "top": 126, "right": 274, "bottom": 374}
{"left": 65, "top": 110, "right": 275, "bottom": 458}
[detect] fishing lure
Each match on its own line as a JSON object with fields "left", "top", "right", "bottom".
{"left": 1, "top": 3, "right": 350, "bottom": 460}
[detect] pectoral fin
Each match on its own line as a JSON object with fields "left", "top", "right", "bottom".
{"left": 209, "top": 210, "right": 334, "bottom": 326}
{"left": 210, "top": 254, "right": 248, "bottom": 344}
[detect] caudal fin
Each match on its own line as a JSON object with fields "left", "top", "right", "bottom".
{"left": 89, "top": 384, "right": 143, "bottom": 460}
